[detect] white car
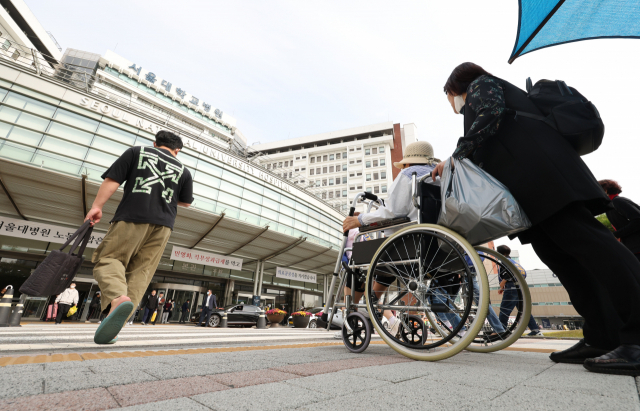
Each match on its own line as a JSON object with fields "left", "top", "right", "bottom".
{"left": 289, "top": 307, "right": 389, "bottom": 330}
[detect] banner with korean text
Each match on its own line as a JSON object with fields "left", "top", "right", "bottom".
{"left": 0, "top": 216, "right": 104, "bottom": 248}
{"left": 275, "top": 267, "right": 317, "bottom": 283}
{"left": 170, "top": 246, "right": 243, "bottom": 270}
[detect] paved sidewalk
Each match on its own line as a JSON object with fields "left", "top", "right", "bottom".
{"left": 0, "top": 340, "right": 638, "bottom": 411}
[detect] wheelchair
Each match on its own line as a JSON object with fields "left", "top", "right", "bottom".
{"left": 320, "top": 173, "right": 532, "bottom": 361}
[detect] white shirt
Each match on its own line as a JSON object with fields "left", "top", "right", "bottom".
{"left": 55, "top": 288, "right": 79, "bottom": 305}
{"left": 205, "top": 294, "right": 211, "bottom": 308}
{"left": 357, "top": 165, "right": 436, "bottom": 234}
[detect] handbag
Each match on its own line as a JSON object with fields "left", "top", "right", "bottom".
{"left": 437, "top": 158, "right": 531, "bottom": 245}
{"left": 67, "top": 305, "right": 77, "bottom": 317}
{"left": 20, "top": 221, "right": 93, "bottom": 297}
{"left": 151, "top": 311, "right": 157, "bottom": 322}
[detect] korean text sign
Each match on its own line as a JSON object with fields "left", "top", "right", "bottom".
{"left": 275, "top": 267, "right": 316, "bottom": 283}
{"left": 171, "top": 246, "right": 243, "bottom": 270}
{"left": 0, "top": 216, "right": 104, "bottom": 248}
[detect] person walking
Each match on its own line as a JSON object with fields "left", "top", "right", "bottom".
{"left": 152, "top": 292, "right": 165, "bottom": 325}
{"left": 87, "top": 292, "right": 101, "bottom": 321}
{"left": 179, "top": 299, "right": 191, "bottom": 324}
{"left": 54, "top": 283, "right": 79, "bottom": 325}
{"left": 85, "top": 130, "right": 193, "bottom": 344}
{"left": 141, "top": 290, "right": 159, "bottom": 325}
{"left": 599, "top": 180, "right": 640, "bottom": 261}
{"left": 197, "top": 290, "right": 216, "bottom": 327}
{"left": 495, "top": 245, "right": 543, "bottom": 336}
{"left": 161, "top": 299, "right": 173, "bottom": 323}
{"left": 432, "top": 62, "right": 640, "bottom": 375}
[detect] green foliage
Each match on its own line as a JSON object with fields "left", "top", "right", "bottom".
{"left": 596, "top": 214, "right": 615, "bottom": 232}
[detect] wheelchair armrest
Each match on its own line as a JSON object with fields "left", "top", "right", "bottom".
{"left": 359, "top": 217, "right": 411, "bottom": 233}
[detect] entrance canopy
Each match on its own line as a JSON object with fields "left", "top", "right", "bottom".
{"left": 509, "top": 0, "right": 640, "bottom": 63}
{"left": 0, "top": 158, "right": 339, "bottom": 279}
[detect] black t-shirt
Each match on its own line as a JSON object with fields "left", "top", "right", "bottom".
{"left": 102, "top": 146, "right": 194, "bottom": 230}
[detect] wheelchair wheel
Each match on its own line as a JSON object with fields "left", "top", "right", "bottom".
{"left": 399, "top": 315, "right": 426, "bottom": 345}
{"left": 365, "top": 224, "right": 489, "bottom": 361}
{"left": 428, "top": 246, "right": 532, "bottom": 353}
{"left": 342, "top": 312, "right": 371, "bottom": 353}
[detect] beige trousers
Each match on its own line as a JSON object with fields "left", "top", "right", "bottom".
{"left": 92, "top": 221, "right": 171, "bottom": 313}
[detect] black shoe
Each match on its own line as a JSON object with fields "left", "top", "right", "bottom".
{"left": 584, "top": 345, "right": 640, "bottom": 376}
{"left": 549, "top": 339, "right": 610, "bottom": 364}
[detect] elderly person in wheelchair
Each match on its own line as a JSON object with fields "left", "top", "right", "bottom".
{"left": 340, "top": 141, "right": 440, "bottom": 338}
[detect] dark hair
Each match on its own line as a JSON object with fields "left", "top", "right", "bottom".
{"left": 155, "top": 130, "right": 183, "bottom": 151}
{"left": 598, "top": 179, "right": 622, "bottom": 195}
{"left": 497, "top": 245, "right": 511, "bottom": 257}
{"left": 444, "top": 62, "right": 492, "bottom": 96}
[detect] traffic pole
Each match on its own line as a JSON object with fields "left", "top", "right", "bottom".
{"left": 0, "top": 286, "right": 14, "bottom": 327}
{"left": 256, "top": 309, "right": 267, "bottom": 329}
{"left": 220, "top": 312, "right": 228, "bottom": 328}
{"left": 9, "top": 294, "right": 25, "bottom": 327}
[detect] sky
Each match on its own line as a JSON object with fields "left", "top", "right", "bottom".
{"left": 25, "top": 0, "right": 640, "bottom": 269}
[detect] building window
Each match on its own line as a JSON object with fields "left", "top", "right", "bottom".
{"left": 329, "top": 154, "right": 334, "bottom": 161}
{"left": 1, "top": 40, "right": 10, "bottom": 51}
{"left": 350, "top": 186, "right": 356, "bottom": 191}
{"left": 295, "top": 168, "right": 299, "bottom": 172}
{"left": 329, "top": 166, "right": 334, "bottom": 173}
{"left": 302, "top": 155, "right": 307, "bottom": 159}
{"left": 372, "top": 148, "right": 377, "bottom": 154}
{"left": 357, "top": 147, "right": 361, "bottom": 151}
{"left": 373, "top": 160, "right": 378, "bottom": 167}
{"left": 366, "top": 174, "right": 371, "bottom": 181}
{"left": 350, "top": 160, "right": 355, "bottom": 164}
{"left": 267, "top": 164, "right": 271, "bottom": 170}
{"left": 316, "top": 167, "right": 320, "bottom": 174}
{"left": 382, "top": 185, "right": 387, "bottom": 193}
{"left": 310, "top": 169, "right": 315, "bottom": 175}
{"left": 323, "top": 167, "right": 327, "bottom": 173}
{"left": 336, "top": 153, "right": 341, "bottom": 159}
{"left": 300, "top": 179, "right": 305, "bottom": 184}
{"left": 285, "top": 161, "right": 289, "bottom": 167}
{"left": 317, "top": 156, "right": 321, "bottom": 162}
{"left": 278, "top": 162, "right": 283, "bottom": 168}
{"left": 311, "top": 157, "right": 315, "bottom": 163}
{"left": 381, "top": 171, "right": 387, "bottom": 179}
{"left": 380, "top": 159, "right": 386, "bottom": 166}
{"left": 366, "top": 161, "right": 371, "bottom": 168}
{"left": 323, "top": 155, "right": 328, "bottom": 161}
{"left": 373, "top": 173, "right": 379, "bottom": 180}
{"left": 329, "top": 192, "right": 334, "bottom": 199}
{"left": 366, "top": 187, "right": 372, "bottom": 193}
{"left": 357, "top": 159, "right": 362, "bottom": 163}
{"left": 380, "top": 147, "right": 385, "bottom": 153}
{"left": 342, "top": 190, "right": 347, "bottom": 197}
{"left": 288, "top": 172, "right": 292, "bottom": 178}
{"left": 357, "top": 172, "right": 362, "bottom": 176}
{"left": 365, "top": 148, "right": 370, "bottom": 155}
{"left": 343, "top": 152, "right": 347, "bottom": 157}
{"left": 322, "top": 179, "right": 327, "bottom": 186}
{"left": 301, "top": 167, "right": 306, "bottom": 171}
{"left": 374, "top": 186, "right": 380, "bottom": 194}
{"left": 349, "top": 148, "right": 354, "bottom": 152}
{"left": 322, "top": 192, "right": 327, "bottom": 199}
{"left": 357, "top": 185, "right": 363, "bottom": 189}
{"left": 329, "top": 178, "right": 334, "bottom": 185}
{"left": 296, "top": 157, "right": 300, "bottom": 160}
{"left": 342, "top": 176, "right": 347, "bottom": 184}
{"left": 342, "top": 164, "right": 347, "bottom": 171}
{"left": 350, "top": 173, "right": 355, "bottom": 177}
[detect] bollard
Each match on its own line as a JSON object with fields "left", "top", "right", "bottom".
{"left": 9, "top": 294, "right": 25, "bottom": 327}
{"left": 256, "top": 310, "right": 267, "bottom": 329}
{"left": 220, "top": 312, "right": 228, "bottom": 328}
{"left": 0, "top": 286, "right": 14, "bottom": 327}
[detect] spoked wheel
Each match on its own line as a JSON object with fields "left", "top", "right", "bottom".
{"left": 208, "top": 315, "right": 220, "bottom": 328}
{"left": 342, "top": 312, "right": 372, "bottom": 353}
{"left": 365, "top": 224, "right": 489, "bottom": 361}
{"left": 429, "top": 246, "right": 532, "bottom": 353}
{"left": 399, "top": 315, "right": 426, "bottom": 345}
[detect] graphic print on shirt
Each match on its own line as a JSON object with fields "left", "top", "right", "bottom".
{"left": 132, "top": 147, "right": 184, "bottom": 203}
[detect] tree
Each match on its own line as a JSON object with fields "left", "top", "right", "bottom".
{"left": 596, "top": 214, "right": 614, "bottom": 233}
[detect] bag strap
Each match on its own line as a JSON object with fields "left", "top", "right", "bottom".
{"left": 73, "top": 225, "right": 94, "bottom": 257}
{"left": 58, "top": 220, "right": 91, "bottom": 251}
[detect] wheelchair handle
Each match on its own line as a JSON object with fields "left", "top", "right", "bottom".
{"left": 362, "top": 192, "right": 378, "bottom": 201}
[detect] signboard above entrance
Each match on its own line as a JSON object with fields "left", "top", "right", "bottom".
{"left": 275, "top": 267, "right": 317, "bottom": 283}
{"left": 171, "top": 245, "right": 243, "bottom": 270}
{"left": 0, "top": 216, "right": 104, "bottom": 248}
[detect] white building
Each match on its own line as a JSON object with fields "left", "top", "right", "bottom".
{"left": 251, "top": 122, "right": 418, "bottom": 213}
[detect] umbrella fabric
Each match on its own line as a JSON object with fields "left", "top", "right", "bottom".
{"left": 509, "top": 0, "right": 640, "bottom": 63}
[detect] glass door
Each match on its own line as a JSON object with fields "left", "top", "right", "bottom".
{"left": 169, "top": 290, "right": 194, "bottom": 322}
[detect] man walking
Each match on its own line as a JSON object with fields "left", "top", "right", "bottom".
{"left": 85, "top": 131, "right": 193, "bottom": 344}
{"left": 152, "top": 292, "right": 165, "bottom": 325}
{"left": 179, "top": 299, "right": 191, "bottom": 324}
{"left": 141, "top": 290, "right": 159, "bottom": 325}
{"left": 197, "top": 290, "right": 217, "bottom": 327}
{"left": 495, "top": 245, "right": 544, "bottom": 336}
{"left": 54, "top": 283, "right": 79, "bottom": 324}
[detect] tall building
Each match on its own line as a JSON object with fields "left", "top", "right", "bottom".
{"left": 251, "top": 122, "right": 418, "bottom": 213}
{"left": 0, "top": 2, "right": 348, "bottom": 322}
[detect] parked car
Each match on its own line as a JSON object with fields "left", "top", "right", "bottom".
{"left": 288, "top": 307, "right": 389, "bottom": 330}
{"left": 190, "top": 304, "right": 262, "bottom": 327}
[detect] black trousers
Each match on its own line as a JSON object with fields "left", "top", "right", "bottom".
{"left": 55, "top": 303, "right": 72, "bottom": 324}
{"left": 198, "top": 307, "right": 212, "bottom": 326}
{"left": 527, "top": 203, "right": 640, "bottom": 348}
{"left": 179, "top": 311, "right": 189, "bottom": 323}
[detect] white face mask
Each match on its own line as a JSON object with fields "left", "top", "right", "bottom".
{"left": 454, "top": 95, "right": 465, "bottom": 114}
{"left": 70, "top": 285, "right": 75, "bottom": 289}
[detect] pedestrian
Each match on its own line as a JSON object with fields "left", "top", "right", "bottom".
{"left": 599, "top": 180, "right": 640, "bottom": 261}
{"left": 197, "top": 290, "right": 216, "bottom": 327}
{"left": 433, "top": 62, "right": 640, "bottom": 375}
{"left": 141, "top": 290, "right": 158, "bottom": 325}
{"left": 495, "top": 245, "right": 543, "bottom": 336}
{"left": 179, "top": 299, "right": 190, "bottom": 324}
{"left": 84, "top": 130, "right": 193, "bottom": 344}
{"left": 54, "top": 283, "right": 79, "bottom": 325}
{"left": 161, "top": 299, "right": 173, "bottom": 323}
{"left": 88, "top": 292, "right": 101, "bottom": 321}
{"left": 152, "top": 292, "right": 165, "bottom": 325}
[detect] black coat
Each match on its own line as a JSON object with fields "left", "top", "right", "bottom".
{"left": 464, "top": 76, "right": 609, "bottom": 240}
{"left": 606, "top": 196, "right": 640, "bottom": 254}
{"left": 145, "top": 295, "right": 159, "bottom": 310}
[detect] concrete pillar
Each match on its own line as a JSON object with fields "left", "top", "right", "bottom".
{"left": 322, "top": 275, "right": 328, "bottom": 306}
{"left": 223, "top": 279, "right": 234, "bottom": 306}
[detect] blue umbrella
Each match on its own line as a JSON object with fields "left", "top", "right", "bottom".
{"left": 509, "top": 0, "right": 640, "bottom": 64}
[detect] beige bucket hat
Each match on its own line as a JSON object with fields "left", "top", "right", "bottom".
{"left": 393, "top": 141, "right": 441, "bottom": 169}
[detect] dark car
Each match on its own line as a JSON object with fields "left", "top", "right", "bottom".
{"left": 190, "top": 304, "right": 262, "bottom": 327}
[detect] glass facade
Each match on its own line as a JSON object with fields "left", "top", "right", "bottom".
{"left": 0, "top": 85, "right": 343, "bottom": 248}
